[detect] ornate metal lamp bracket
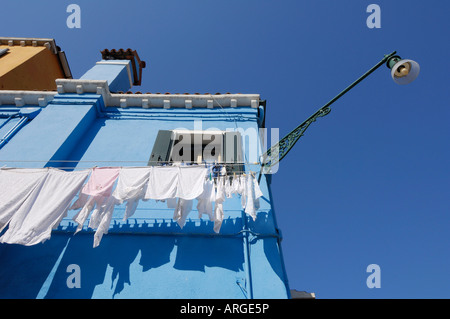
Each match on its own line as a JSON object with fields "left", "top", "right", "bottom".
{"left": 260, "top": 51, "right": 398, "bottom": 174}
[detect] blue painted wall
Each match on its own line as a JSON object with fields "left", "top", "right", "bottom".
{"left": 0, "top": 61, "right": 290, "bottom": 299}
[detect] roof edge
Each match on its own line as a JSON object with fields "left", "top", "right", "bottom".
{"left": 0, "top": 37, "right": 72, "bottom": 79}
{"left": 55, "top": 79, "right": 261, "bottom": 109}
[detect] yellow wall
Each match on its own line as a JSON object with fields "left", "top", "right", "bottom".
{"left": 0, "top": 45, "right": 65, "bottom": 90}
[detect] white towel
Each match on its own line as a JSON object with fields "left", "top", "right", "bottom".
{"left": 144, "top": 166, "right": 178, "bottom": 200}
{"left": 0, "top": 168, "right": 90, "bottom": 246}
{"left": 144, "top": 166, "right": 207, "bottom": 201}
{"left": 176, "top": 166, "right": 207, "bottom": 200}
{"left": 0, "top": 168, "right": 49, "bottom": 232}
{"left": 113, "top": 167, "right": 151, "bottom": 220}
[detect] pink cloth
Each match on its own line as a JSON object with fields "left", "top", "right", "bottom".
{"left": 71, "top": 167, "right": 120, "bottom": 233}
{"left": 81, "top": 167, "right": 120, "bottom": 197}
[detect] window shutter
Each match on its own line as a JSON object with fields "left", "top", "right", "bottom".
{"left": 147, "top": 130, "right": 173, "bottom": 166}
{"left": 223, "top": 131, "right": 244, "bottom": 174}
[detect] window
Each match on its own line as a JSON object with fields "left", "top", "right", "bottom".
{"left": 148, "top": 130, "right": 244, "bottom": 174}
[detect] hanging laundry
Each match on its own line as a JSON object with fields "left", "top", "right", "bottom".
{"left": 225, "top": 176, "right": 233, "bottom": 199}
{"left": 244, "top": 174, "right": 264, "bottom": 221}
{"left": 114, "top": 167, "right": 151, "bottom": 220}
{"left": 253, "top": 174, "right": 263, "bottom": 210}
{"left": 0, "top": 168, "right": 90, "bottom": 246}
{"left": 70, "top": 167, "right": 120, "bottom": 233}
{"left": 173, "top": 198, "right": 193, "bottom": 229}
{"left": 197, "top": 179, "right": 215, "bottom": 221}
{"left": 144, "top": 166, "right": 178, "bottom": 200}
{"left": 164, "top": 166, "right": 211, "bottom": 230}
{"left": 0, "top": 168, "right": 49, "bottom": 232}
{"left": 238, "top": 175, "right": 246, "bottom": 196}
{"left": 91, "top": 167, "right": 152, "bottom": 248}
{"left": 144, "top": 166, "right": 207, "bottom": 200}
{"left": 240, "top": 175, "right": 247, "bottom": 209}
{"left": 231, "top": 174, "right": 241, "bottom": 195}
{"left": 92, "top": 196, "right": 116, "bottom": 248}
{"left": 0, "top": 164, "right": 264, "bottom": 247}
{"left": 176, "top": 166, "right": 207, "bottom": 200}
{"left": 213, "top": 176, "right": 226, "bottom": 233}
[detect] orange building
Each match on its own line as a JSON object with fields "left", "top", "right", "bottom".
{"left": 0, "top": 37, "right": 71, "bottom": 90}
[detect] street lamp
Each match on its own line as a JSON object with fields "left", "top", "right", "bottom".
{"left": 260, "top": 51, "right": 420, "bottom": 175}
{"left": 387, "top": 55, "right": 420, "bottom": 85}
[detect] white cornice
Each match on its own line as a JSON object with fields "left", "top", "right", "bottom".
{"left": 54, "top": 79, "right": 261, "bottom": 108}
{"left": 0, "top": 90, "right": 56, "bottom": 107}
{"left": 0, "top": 79, "right": 261, "bottom": 109}
{"left": 0, "top": 37, "right": 58, "bottom": 54}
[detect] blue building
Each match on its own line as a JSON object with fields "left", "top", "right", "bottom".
{"left": 0, "top": 37, "right": 292, "bottom": 299}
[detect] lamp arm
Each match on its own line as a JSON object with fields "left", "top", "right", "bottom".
{"left": 260, "top": 51, "right": 398, "bottom": 174}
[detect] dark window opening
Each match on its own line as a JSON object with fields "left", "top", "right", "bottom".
{"left": 148, "top": 130, "right": 244, "bottom": 174}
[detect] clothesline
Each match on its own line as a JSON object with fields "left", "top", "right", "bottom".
{"left": 0, "top": 165, "right": 264, "bottom": 248}
{"left": 0, "top": 161, "right": 261, "bottom": 172}
{"left": 0, "top": 160, "right": 262, "bottom": 164}
{"left": 0, "top": 162, "right": 262, "bottom": 177}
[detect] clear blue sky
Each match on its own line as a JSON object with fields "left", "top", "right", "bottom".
{"left": 2, "top": 0, "right": 449, "bottom": 298}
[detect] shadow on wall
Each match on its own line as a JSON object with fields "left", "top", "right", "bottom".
{"left": 44, "top": 234, "right": 174, "bottom": 298}
{"left": 53, "top": 117, "right": 106, "bottom": 169}
{"left": 0, "top": 212, "right": 288, "bottom": 299}
{"left": 0, "top": 236, "right": 70, "bottom": 299}
{"left": 0, "top": 218, "right": 246, "bottom": 299}
{"left": 248, "top": 211, "right": 288, "bottom": 291}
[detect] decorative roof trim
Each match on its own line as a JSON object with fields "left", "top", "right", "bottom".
{"left": 0, "top": 79, "right": 261, "bottom": 109}
{"left": 0, "top": 90, "right": 56, "bottom": 107}
{"left": 0, "top": 37, "right": 58, "bottom": 54}
{"left": 54, "top": 79, "right": 261, "bottom": 109}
